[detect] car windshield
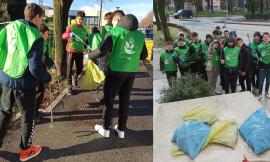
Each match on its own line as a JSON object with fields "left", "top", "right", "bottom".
{"left": 177, "top": 10, "right": 183, "bottom": 14}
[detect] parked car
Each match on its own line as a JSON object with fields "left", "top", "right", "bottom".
{"left": 173, "top": 9, "right": 193, "bottom": 19}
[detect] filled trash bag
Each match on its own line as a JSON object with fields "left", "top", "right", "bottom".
{"left": 79, "top": 60, "right": 105, "bottom": 90}
{"left": 172, "top": 120, "right": 210, "bottom": 159}
{"left": 183, "top": 106, "right": 218, "bottom": 125}
{"left": 202, "top": 120, "right": 238, "bottom": 149}
{"left": 239, "top": 108, "right": 270, "bottom": 154}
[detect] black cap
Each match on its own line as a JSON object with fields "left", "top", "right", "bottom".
{"left": 254, "top": 31, "right": 261, "bottom": 37}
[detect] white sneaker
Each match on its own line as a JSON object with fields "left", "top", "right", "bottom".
{"left": 94, "top": 124, "right": 110, "bottom": 138}
{"left": 256, "top": 95, "right": 262, "bottom": 100}
{"left": 265, "top": 92, "right": 270, "bottom": 98}
{"left": 114, "top": 125, "right": 125, "bottom": 139}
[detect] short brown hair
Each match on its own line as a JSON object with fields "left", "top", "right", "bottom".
{"left": 104, "top": 12, "right": 112, "bottom": 19}
{"left": 39, "top": 24, "right": 49, "bottom": 33}
{"left": 236, "top": 37, "right": 243, "bottom": 42}
{"left": 77, "top": 11, "right": 85, "bottom": 18}
{"left": 263, "top": 32, "right": 270, "bottom": 36}
{"left": 24, "top": 3, "right": 43, "bottom": 21}
{"left": 112, "top": 10, "right": 125, "bottom": 18}
{"left": 191, "top": 32, "right": 198, "bottom": 37}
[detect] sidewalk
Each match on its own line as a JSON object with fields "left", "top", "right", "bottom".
{"left": 0, "top": 65, "right": 153, "bottom": 162}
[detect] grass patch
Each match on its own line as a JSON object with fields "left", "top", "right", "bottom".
{"left": 154, "top": 23, "right": 191, "bottom": 48}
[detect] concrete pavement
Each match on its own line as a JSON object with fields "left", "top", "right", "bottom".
{"left": 0, "top": 64, "right": 153, "bottom": 162}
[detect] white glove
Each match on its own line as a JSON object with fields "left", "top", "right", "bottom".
{"left": 84, "top": 54, "right": 90, "bottom": 60}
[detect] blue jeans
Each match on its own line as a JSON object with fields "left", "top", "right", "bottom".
{"left": 258, "top": 69, "right": 270, "bottom": 95}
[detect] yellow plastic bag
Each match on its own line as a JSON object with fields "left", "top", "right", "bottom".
{"left": 145, "top": 39, "right": 153, "bottom": 62}
{"left": 202, "top": 120, "right": 238, "bottom": 149}
{"left": 79, "top": 60, "right": 105, "bottom": 90}
{"left": 183, "top": 106, "right": 218, "bottom": 125}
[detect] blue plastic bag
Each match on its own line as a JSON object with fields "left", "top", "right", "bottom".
{"left": 172, "top": 120, "right": 210, "bottom": 158}
{"left": 240, "top": 108, "right": 270, "bottom": 154}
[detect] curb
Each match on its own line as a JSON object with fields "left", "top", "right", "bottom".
{"left": 215, "top": 21, "right": 270, "bottom": 26}
{"left": 42, "top": 87, "right": 67, "bottom": 113}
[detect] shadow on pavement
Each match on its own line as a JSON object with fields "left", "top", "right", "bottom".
{"left": 0, "top": 129, "right": 152, "bottom": 162}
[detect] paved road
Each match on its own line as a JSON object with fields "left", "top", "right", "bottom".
{"left": 169, "top": 17, "right": 270, "bottom": 43}
{"left": 0, "top": 64, "right": 153, "bottom": 162}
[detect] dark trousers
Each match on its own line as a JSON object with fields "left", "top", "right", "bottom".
{"left": 103, "top": 75, "right": 135, "bottom": 131}
{"left": 258, "top": 69, "right": 270, "bottom": 95}
{"left": 0, "top": 86, "right": 36, "bottom": 150}
{"left": 166, "top": 72, "right": 177, "bottom": 87}
{"left": 191, "top": 62, "right": 207, "bottom": 81}
{"left": 179, "top": 67, "right": 189, "bottom": 76}
{"left": 35, "top": 82, "right": 45, "bottom": 118}
{"left": 220, "top": 64, "right": 225, "bottom": 90}
{"left": 251, "top": 64, "right": 259, "bottom": 89}
{"left": 224, "top": 67, "right": 238, "bottom": 94}
{"left": 67, "top": 52, "right": 83, "bottom": 86}
{"left": 239, "top": 74, "right": 251, "bottom": 91}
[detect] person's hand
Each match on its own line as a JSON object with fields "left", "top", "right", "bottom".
{"left": 221, "top": 59, "right": 225, "bottom": 64}
{"left": 69, "top": 32, "right": 76, "bottom": 39}
{"left": 242, "top": 72, "right": 246, "bottom": 76}
{"left": 84, "top": 54, "right": 90, "bottom": 60}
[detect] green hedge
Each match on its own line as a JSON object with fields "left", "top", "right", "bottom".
{"left": 159, "top": 73, "right": 212, "bottom": 103}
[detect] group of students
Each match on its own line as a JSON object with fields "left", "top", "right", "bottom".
{"left": 0, "top": 3, "right": 147, "bottom": 161}
{"left": 160, "top": 25, "right": 270, "bottom": 100}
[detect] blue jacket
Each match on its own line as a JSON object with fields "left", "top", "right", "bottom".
{"left": 0, "top": 19, "right": 51, "bottom": 90}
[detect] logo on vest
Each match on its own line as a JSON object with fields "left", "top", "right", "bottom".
{"left": 124, "top": 38, "right": 135, "bottom": 55}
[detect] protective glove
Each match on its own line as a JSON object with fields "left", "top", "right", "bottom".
{"left": 84, "top": 54, "right": 90, "bottom": 60}
{"left": 69, "top": 32, "right": 76, "bottom": 40}
{"left": 179, "top": 57, "right": 186, "bottom": 65}
{"left": 161, "top": 70, "right": 165, "bottom": 74}
{"left": 252, "top": 52, "right": 258, "bottom": 59}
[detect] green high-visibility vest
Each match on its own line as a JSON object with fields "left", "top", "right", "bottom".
{"left": 69, "top": 25, "right": 88, "bottom": 51}
{"left": 191, "top": 41, "right": 203, "bottom": 60}
{"left": 160, "top": 50, "right": 177, "bottom": 72}
{"left": 88, "top": 32, "right": 101, "bottom": 51}
{"left": 174, "top": 46, "right": 191, "bottom": 68}
{"left": 258, "top": 43, "right": 270, "bottom": 64}
{"left": 0, "top": 20, "right": 41, "bottom": 78}
{"left": 249, "top": 41, "right": 260, "bottom": 63}
{"left": 223, "top": 46, "right": 241, "bottom": 68}
{"left": 209, "top": 48, "right": 219, "bottom": 68}
{"left": 109, "top": 26, "right": 145, "bottom": 72}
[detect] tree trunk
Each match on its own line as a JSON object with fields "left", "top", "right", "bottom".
{"left": 210, "top": 0, "right": 214, "bottom": 13}
{"left": 154, "top": 0, "right": 162, "bottom": 31}
{"left": 206, "top": 0, "right": 210, "bottom": 11}
{"left": 157, "top": 0, "right": 172, "bottom": 41}
{"left": 7, "top": 0, "right": 26, "bottom": 20}
{"left": 53, "top": 0, "right": 73, "bottom": 77}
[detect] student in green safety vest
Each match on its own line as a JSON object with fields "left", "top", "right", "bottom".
{"left": 173, "top": 32, "right": 190, "bottom": 48}
{"left": 84, "top": 14, "right": 148, "bottom": 139}
{"left": 160, "top": 41, "right": 178, "bottom": 87}
{"left": 35, "top": 24, "right": 56, "bottom": 123}
{"left": 221, "top": 37, "right": 241, "bottom": 94}
{"left": 190, "top": 32, "right": 205, "bottom": 77}
{"left": 87, "top": 26, "right": 101, "bottom": 51}
{"left": 206, "top": 40, "right": 220, "bottom": 95}
{"left": 200, "top": 34, "right": 213, "bottom": 81}
{"left": 174, "top": 38, "right": 192, "bottom": 75}
{"left": 249, "top": 31, "right": 262, "bottom": 93}
{"left": 62, "top": 11, "right": 88, "bottom": 95}
{"left": 257, "top": 32, "right": 270, "bottom": 100}
{"left": 101, "top": 12, "right": 113, "bottom": 44}
{"left": 0, "top": 3, "right": 51, "bottom": 161}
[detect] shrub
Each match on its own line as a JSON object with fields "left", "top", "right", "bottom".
{"left": 159, "top": 73, "right": 212, "bottom": 103}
